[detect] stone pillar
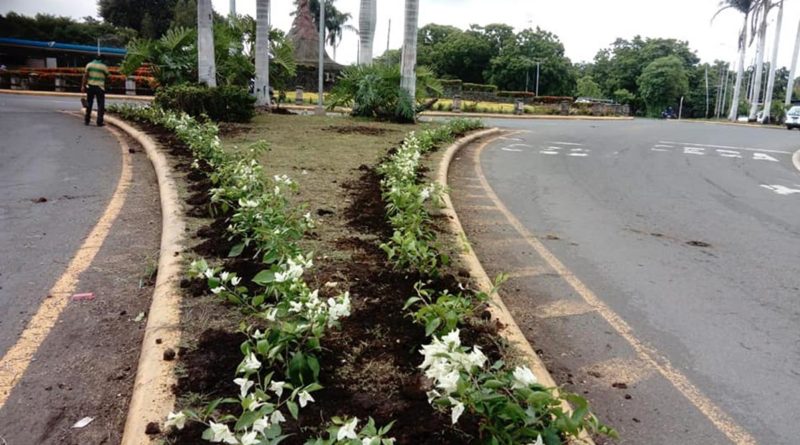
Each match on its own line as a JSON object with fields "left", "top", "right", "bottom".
{"left": 452, "top": 95, "right": 462, "bottom": 113}
{"left": 10, "top": 75, "right": 20, "bottom": 90}
{"left": 514, "top": 99, "right": 524, "bottom": 115}
{"left": 125, "top": 77, "right": 137, "bottom": 95}
{"left": 560, "top": 101, "right": 570, "bottom": 115}
{"left": 55, "top": 76, "right": 66, "bottom": 92}
{"left": 295, "top": 86, "right": 304, "bottom": 105}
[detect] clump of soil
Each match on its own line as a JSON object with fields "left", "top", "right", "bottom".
{"left": 324, "top": 125, "right": 393, "bottom": 136}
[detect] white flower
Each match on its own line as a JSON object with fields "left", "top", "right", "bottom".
{"left": 337, "top": 417, "right": 359, "bottom": 441}
{"left": 527, "top": 435, "right": 544, "bottom": 445}
{"left": 208, "top": 421, "right": 237, "bottom": 444}
{"left": 442, "top": 329, "right": 461, "bottom": 348}
{"left": 436, "top": 370, "right": 460, "bottom": 394}
{"left": 220, "top": 271, "right": 230, "bottom": 282}
{"left": 450, "top": 399, "right": 465, "bottom": 424}
{"left": 298, "top": 390, "right": 314, "bottom": 407}
{"left": 420, "top": 187, "right": 431, "bottom": 201}
{"left": 233, "top": 377, "right": 254, "bottom": 398}
{"left": 164, "top": 411, "right": 186, "bottom": 430}
{"left": 204, "top": 268, "right": 215, "bottom": 279}
{"left": 289, "top": 300, "right": 303, "bottom": 313}
{"left": 231, "top": 276, "right": 242, "bottom": 286}
{"left": 270, "top": 410, "right": 286, "bottom": 424}
{"left": 252, "top": 329, "right": 266, "bottom": 339}
{"left": 211, "top": 286, "right": 225, "bottom": 295}
{"left": 512, "top": 366, "right": 538, "bottom": 389}
{"left": 253, "top": 416, "right": 270, "bottom": 433}
{"left": 240, "top": 353, "right": 261, "bottom": 373}
{"left": 269, "top": 380, "right": 285, "bottom": 398}
{"left": 466, "top": 346, "right": 487, "bottom": 369}
{"left": 265, "top": 308, "right": 278, "bottom": 321}
{"left": 240, "top": 431, "right": 259, "bottom": 445}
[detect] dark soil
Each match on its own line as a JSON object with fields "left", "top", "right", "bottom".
{"left": 323, "top": 125, "right": 393, "bottom": 136}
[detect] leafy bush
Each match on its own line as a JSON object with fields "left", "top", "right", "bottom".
{"left": 328, "top": 64, "right": 443, "bottom": 123}
{"left": 497, "top": 91, "right": 535, "bottom": 99}
{"left": 154, "top": 84, "right": 255, "bottom": 122}
{"left": 462, "top": 82, "right": 498, "bottom": 93}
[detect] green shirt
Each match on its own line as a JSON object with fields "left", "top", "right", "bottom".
{"left": 85, "top": 60, "right": 110, "bottom": 90}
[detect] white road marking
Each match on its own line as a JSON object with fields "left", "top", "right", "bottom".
{"left": 568, "top": 153, "right": 589, "bottom": 157}
{"left": 716, "top": 149, "right": 742, "bottom": 158}
{"left": 760, "top": 184, "right": 800, "bottom": 195}
{"left": 547, "top": 146, "right": 564, "bottom": 150}
{"left": 659, "top": 140, "right": 791, "bottom": 155}
{"left": 753, "top": 153, "right": 779, "bottom": 162}
{"left": 548, "top": 141, "right": 583, "bottom": 146}
{"left": 571, "top": 148, "right": 586, "bottom": 152}
{"left": 502, "top": 147, "right": 523, "bottom": 152}
{"left": 684, "top": 147, "right": 705, "bottom": 155}
{"left": 651, "top": 148, "right": 671, "bottom": 152}
{"left": 654, "top": 144, "right": 674, "bottom": 148}
{"left": 540, "top": 151, "right": 559, "bottom": 155}
{"left": 506, "top": 143, "right": 533, "bottom": 148}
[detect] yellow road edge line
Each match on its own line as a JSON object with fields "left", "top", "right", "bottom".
{"left": 471, "top": 136, "right": 757, "bottom": 445}
{"left": 0, "top": 125, "right": 132, "bottom": 409}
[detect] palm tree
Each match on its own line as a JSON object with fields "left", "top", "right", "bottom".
{"left": 762, "top": 0, "right": 784, "bottom": 123}
{"left": 400, "top": 0, "right": 419, "bottom": 101}
{"left": 785, "top": 17, "right": 800, "bottom": 106}
{"left": 254, "top": 0, "right": 270, "bottom": 106}
{"left": 716, "top": 0, "right": 754, "bottom": 121}
{"left": 748, "top": 0, "right": 772, "bottom": 121}
{"left": 359, "top": 0, "right": 377, "bottom": 65}
{"left": 197, "top": 0, "right": 217, "bottom": 86}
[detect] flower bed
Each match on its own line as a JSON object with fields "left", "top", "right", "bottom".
{"left": 108, "top": 106, "right": 616, "bottom": 444}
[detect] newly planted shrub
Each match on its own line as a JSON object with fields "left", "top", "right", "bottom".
{"left": 155, "top": 84, "right": 256, "bottom": 122}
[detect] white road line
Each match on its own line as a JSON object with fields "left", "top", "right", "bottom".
{"left": 659, "top": 140, "right": 791, "bottom": 155}
{"left": 654, "top": 144, "right": 674, "bottom": 148}
{"left": 651, "top": 148, "right": 671, "bottom": 152}
{"left": 753, "top": 153, "right": 779, "bottom": 162}
{"left": 568, "top": 153, "right": 589, "bottom": 157}
{"left": 570, "top": 148, "right": 586, "bottom": 152}
{"left": 548, "top": 141, "right": 583, "bottom": 146}
{"left": 547, "top": 146, "right": 564, "bottom": 150}
{"left": 716, "top": 149, "right": 742, "bottom": 158}
{"left": 502, "top": 147, "right": 523, "bottom": 152}
{"left": 507, "top": 143, "right": 533, "bottom": 148}
{"left": 540, "top": 151, "right": 559, "bottom": 155}
{"left": 760, "top": 184, "right": 800, "bottom": 195}
{"left": 684, "top": 147, "right": 706, "bottom": 155}
{"left": 499, "top": 137, "right": 525, "bottom": 142}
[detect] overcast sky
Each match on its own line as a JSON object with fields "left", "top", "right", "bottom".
{"left": 3, "top": 0, "right": 800, "bottom": 69}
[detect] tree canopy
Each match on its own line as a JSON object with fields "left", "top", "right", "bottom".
{"left": 98, "top": 0, "right": 178, "bottom": 39}
{"left": 0, "top": 12, "right": 136, "bottom": 46}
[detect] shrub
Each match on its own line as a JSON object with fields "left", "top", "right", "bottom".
{"left": 462, "top": 82, "right": 498, "bottom": 93}
{"left": 154, "top": 84, "right": 255, "bottom": 122}
{"left": 497, "top": 91, "right": 535, "bottom": 99}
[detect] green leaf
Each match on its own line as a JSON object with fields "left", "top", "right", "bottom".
{"left": 403, "top": 296, "right": 422, "bottom": 310}
{"left": 252, "top": 294, "right": 265, "bottom": 307}
{"left": 228, "top": 243, "right": 245, "bottom": 257}
{"left": 287, "top": 400, "right": 299, "bottom": 420}
{"left": 253, "top": 270, "right": 275, "bottom": 285}
{"left": 424, "top": 317, "right": 442, "bottom": 337}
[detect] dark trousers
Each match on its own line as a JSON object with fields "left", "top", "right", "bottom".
{"left": 85, "top": 85, "right": 105, "bottom": 125}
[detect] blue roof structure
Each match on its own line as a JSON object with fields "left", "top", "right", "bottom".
{"left": 0, "top": 37, "right": 127, "bottom": 56}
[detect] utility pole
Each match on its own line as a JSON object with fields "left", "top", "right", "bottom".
{"left": 387, "top": 19, "right": 391, "bottom": 54}
{"left": 721, "top": 63, "right": 731, "bottom": 115}
{"left": 316, "top": 0, "right": 325, "bottom": 115}
{"left": 705, "top": 64, "right": 710, "bottom": 118}
{"left": 535, "top": 59, "right": 541, "bottom": 97}
{"left": 786, "top": 18, "right": 800, "bottom": 106}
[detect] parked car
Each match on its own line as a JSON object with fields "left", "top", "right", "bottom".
{"left": 786, "top": 106, "right": 800, "bottom": 130}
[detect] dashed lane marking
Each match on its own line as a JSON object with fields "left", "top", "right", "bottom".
{"left": 472, "top": 138, "right": 757, "bottom": 445}
{"left": 659, "top": 140, "right": 792, "bottom": 155}
{"left": 502, "top": 147, "right": 523, "bottom": 152}
{"left": 753, "top": 153, "right": 779, "bottom": 162}
{"left": 0, "top": 126, "right": 133, "bottom": 409}
{"left": 760, "top": 184, "right": 800, "bottom": 195}
{"left": 716, "top": 149, "right": 742, "bottom": 159}
{"left": 548, "top": 141, "right": 583, "bottom": 146}
{"left": 684, "top": 147, "right": 706, "bottom": 155}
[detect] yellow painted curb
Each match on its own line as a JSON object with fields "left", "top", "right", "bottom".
{"left": 0, "top": 89, "right": 153, "bottom": 101}
{"left": 422, "top": 111, "right": 633, "bottom": 121}
{"left": 435, "top": 129, "right": 594, "bottom": 444}
{"left": 102, "top": 115, "right": 185, "bottom": 445}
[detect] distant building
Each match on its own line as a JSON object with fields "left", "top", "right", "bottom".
{"left": 0, "top": 37, "right": 126, "bottom": 69}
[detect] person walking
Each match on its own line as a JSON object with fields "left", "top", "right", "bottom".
{"left": 81, "top": 56, "right": 110, "bottom": 126}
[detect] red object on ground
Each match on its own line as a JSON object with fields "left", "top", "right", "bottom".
{"left": 71, "top": 292, "right": 95, "bottom": 301}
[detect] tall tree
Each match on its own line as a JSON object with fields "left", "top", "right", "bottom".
{"left": 748, "top": 0, "right": 771, "bottom": 121}
{"left": 576, "top": 75, "right": 603, "bottom": 98}
{"left": 358, "top": 0, "right": 376, "bottom": 64}
{"left": 197, "top": 0, "right": 216, "bottom": 86}
{"left": 293, "top": 0, "right": 352, "bottom": 60}
{"left": 400, "top": 0, "right": 420, "bottom": 102}
{"left": 638, "top": 56, "right": 689, "bottom": 116}
{"left": 714, "top": 0, "right": 754, "bottom": 121}
{"left": 762, "top": 0, "right": 784, "bottom": 122}
{"left": 787, "top": 18, "right": 800, "bottom": 106}
{"left": 98, "top": 0, "right": 177, "bottom": 38}
{"left": 254, "top": 0, "right": 270, "bottom": 106}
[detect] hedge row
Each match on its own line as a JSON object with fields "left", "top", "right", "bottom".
{"left": 154, "top": 84, "right": 255, "bottom": 123}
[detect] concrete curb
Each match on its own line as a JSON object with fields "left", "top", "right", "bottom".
{"left": 102, "top": 115, "right": 185, "bottom": 445}
{"left": 793, "top": 149, "right": 800, "bottom": 173}
{"left": 0, "top": 89, "right": 154, "bottom": 101}
{"left": 672, "top": 118, "right": 788, "bottom": 131}
{"left": 435, "top": 129, "right": 594, "bottom": 444}
{"left": 423, "top": 111, "right": 634, "bottom": 121}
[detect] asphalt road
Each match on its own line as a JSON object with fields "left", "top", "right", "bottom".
{"left": 457, "top": 118, "right": 799, "bottom": 444}
{"left": 0, "top": 94, "right": 121, "bottom": 357}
